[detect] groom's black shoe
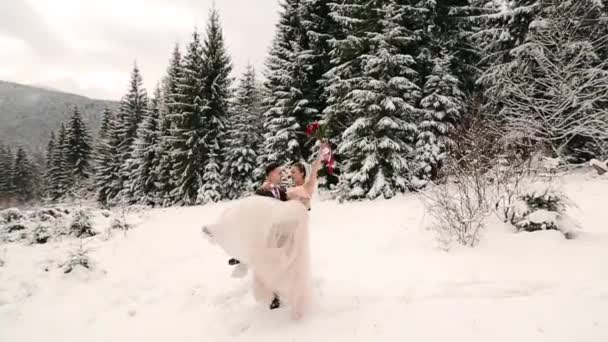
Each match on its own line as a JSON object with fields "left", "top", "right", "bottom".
{"left": 270, "top": 294, "right": 281, "bottom": 310}
{"left": 228, "top": 258, "right": 240, "bottom": 266}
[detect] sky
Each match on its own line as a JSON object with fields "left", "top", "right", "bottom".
{"left": 0, "top": 0, "right": 280, "bottom": 100}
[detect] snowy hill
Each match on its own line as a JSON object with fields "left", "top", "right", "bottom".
{"left": 0, "top": 81, "right": 118, "bottom": 151}
{"left": 1, "top": 172, "right": 607, "bottom": 341}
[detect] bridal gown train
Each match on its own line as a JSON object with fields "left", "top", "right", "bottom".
{"left": 203, "top": 187, "right": 315, "bottom": 319}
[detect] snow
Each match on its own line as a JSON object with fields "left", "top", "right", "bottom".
{"left": 527, "top": 209, "right": 558, "bottom": 224}
{"left": 1, "top": 171, "right": 608, "bottom": 341}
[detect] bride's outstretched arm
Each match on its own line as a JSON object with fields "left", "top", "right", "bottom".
{"left": 303, "top": 145, "right": 326, "bottom": 194}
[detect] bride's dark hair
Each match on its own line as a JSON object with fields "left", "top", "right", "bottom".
{"left": 292, "top": 162, "right": 306, "bottom": 178}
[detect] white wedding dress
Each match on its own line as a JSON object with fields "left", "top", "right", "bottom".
{"left": 203, "top": 160, "right": 321, "bottom": 320}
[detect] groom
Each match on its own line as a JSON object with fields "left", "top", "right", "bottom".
{"left": 228, "top": 162, "right": 287, "bottom": 309}
{"left": 228, "top": 162, "right": 287, "bottom": 267}
{"left": 255, "top": 162, "right": 288, "bottom": 200}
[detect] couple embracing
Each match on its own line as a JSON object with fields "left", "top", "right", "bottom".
{"left": 203, "top": 143, "right": 330, "bottom": 320}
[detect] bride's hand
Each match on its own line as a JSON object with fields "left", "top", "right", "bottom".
{"left": 319, "top": 142, "right": 331, "bottom": 162}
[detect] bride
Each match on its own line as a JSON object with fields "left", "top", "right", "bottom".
{"left": 202, "top": 144, "right": 328, "bottom": 320}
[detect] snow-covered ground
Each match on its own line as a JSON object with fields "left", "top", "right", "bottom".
{"left": 1, "top": 171, "right": 608, "bottom": 341}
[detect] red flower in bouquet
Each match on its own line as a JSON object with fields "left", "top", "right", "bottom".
{"left": 306, "top": 121, "right": 336, "bottom": 175}
{"left": 306, "top": 122, "right": 321, "bottom": 137}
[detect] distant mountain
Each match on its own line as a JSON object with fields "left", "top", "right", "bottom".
{"left": 0, "top": 81, "right": 119, "bottom": 153}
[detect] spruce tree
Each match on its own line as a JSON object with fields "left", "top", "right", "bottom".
{"left": 95, "top": 110, "right": 122, "bottom": 205}
{"left": 44, "top": 132, "right": 56, "bottom": 198}
{"left": 432, "top": 0, "right": 483, "bottom": 94}
{"left": 224, "top": 64, "right": 263, "bottom": 199}
{"left": 170, "top": 30, "right": 206, "bottom": 205}
{"left": 155, "top": 45, "right": 182, "bottom": 205}
{"left": 12, "top": 147, "right": 35, "bottom": 203}
{"left": 0, "top": 144, "right": 14, "bottom": 201}
{"left": 116, "top": 64, "right": 149, "bottom": 202}
{"left": 127, "top": 86, "right": 162, "bottom": 204}
{"left": 93, "top": 107, "right": 113, "bottom": 174}
{"left": 414, "top": 52, "right": 465, "bottom": 180}
{"left": 297, "top": 0, "right": 338, "bottom": 160}
{"left": 65, "top": 107, "right": 93, "bottom": 183}
{"left": 48, "top": 124, "right": 71, "bottom": 200}
{"left": 463, "top": 0, "right": 541, "bottom": 69}
{"left": 197, "top": 8, "right": 233, "bottom": 204}
{"left": 259, "top": 0, "right": 306, "bottom": 173}
{"left": 328, "top": 0, "right": 421, "bottom": 200}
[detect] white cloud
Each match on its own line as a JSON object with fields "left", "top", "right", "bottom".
{"left": 1, "top": 0, "right": 280, "bottom": 100}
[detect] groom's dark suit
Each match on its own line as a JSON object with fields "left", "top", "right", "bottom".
{"left": 255, "top": 184, "right": 288, "bottom": 201}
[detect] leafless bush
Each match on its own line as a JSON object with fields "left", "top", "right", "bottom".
{"left": 422, "top": 112, "right": 534, "bottom": 248}
{"left": 422, "top": 155, "right": 492, "bottom": 248}
{"left": 421, "top": 110, "right": 503, "bottom": 248}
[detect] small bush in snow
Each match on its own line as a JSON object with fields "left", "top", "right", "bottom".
{"left": 69, "top": 209, "right": 96, "bottom": 238}
{"left": 110, "top": 217, "right": 131, "bottom": 232}
{"left": 1, "top": 208, "right": 24, "bottom": 223}
{"left": 31, "top": 224, "right": 51, "bottom": 244}
{"left": 6, "top": 222, "right": 27, "bottom": 233}
{"left": 62, "top": 240, "right": 93, "bottom": 273}
{"left": 1, "top": 224, "right": 29, "bottom": 244}
{"left": 34, "top": 208, "right": 64, "bottom": 222}
{"left": 511, "top": 182, "right": 579, "bottom": 239}
{"left": 101, "top": 210, "right": 111, "bottom": 218}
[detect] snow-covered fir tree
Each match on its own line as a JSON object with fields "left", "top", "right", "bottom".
{"left": 170, "top": 30, "right": 206, "bottom": 205}
{"left": 197, "top": 8, "right": 233, "bottom": 204}
{"left": 198, "top": 152, "right": 223, "bottom": 204}
{"left": 126, "top": 86, "right": 163, "bottom": 205}
{"left": 466, "top": 0, "right": 541, "bottom": 68}
{"left": 155, "top": 45, "right": 182, "bottom": 205}
{"left": 431, "top": 0, "right": 483, "bottom": 93}
{"left": 12, "top": 146, "right": 36, "bottom": 203}
{"left": 97, "top": 108, "right": 113, "bottom": 145}
{"left": 0, "top": 144, "right": 15, "bottom": 201}
{"left": 327, "top": 0, "right": 421, "bottom": 200}
{"left": 258, "top": 0, "right": 307, "bottom": 174}
{"left": 116, "top": 64, "right": 149, "bottom": 202}
{"left": 481, "top": 0, "right": 608, "bottom": 160}
{"left": 95, "top": 109, "right": 122, "bottom": 205}
{"left": 65, "top": 107, "right": 93, "bottom": 185}
{"left": 471, "top": 0, "right": 542, "bottom": 118}
{"left": 224, "top": 64, "right": 264, "bottom": 199}
{"left": 93, "top": 107, "right": 113, "bottom": 172}
{"left": 44, "top": 132, "right": 55, "bottom": 198}
{"left": 415, "top": 52, "right": 465, "bottom": 181}
{"left": 298, "top": 0, "right": 338, "bottom": 158}
{"left": 297, "top": 0, "right": 341, "bottom": 186}
{"left": 48, "top": 124, "right": 71, "bottom": 200}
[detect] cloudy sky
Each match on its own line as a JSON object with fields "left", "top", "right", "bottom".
{"left": 0, "top": 0, "right": 280, "bottom": 100}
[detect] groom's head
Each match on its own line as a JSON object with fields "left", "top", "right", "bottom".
{"left": 265, "top": 163, "right": 283, "bottom": 185}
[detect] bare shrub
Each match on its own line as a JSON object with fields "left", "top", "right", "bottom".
{"left": 423, "top": 156, "right": 491, "bottom": 248}
{"left": 421, "top": 111, "right": 537, "bottom": 248}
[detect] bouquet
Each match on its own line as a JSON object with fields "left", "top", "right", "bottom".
{"left": 306, "top": 121, "right": 335, "bottom": 175}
